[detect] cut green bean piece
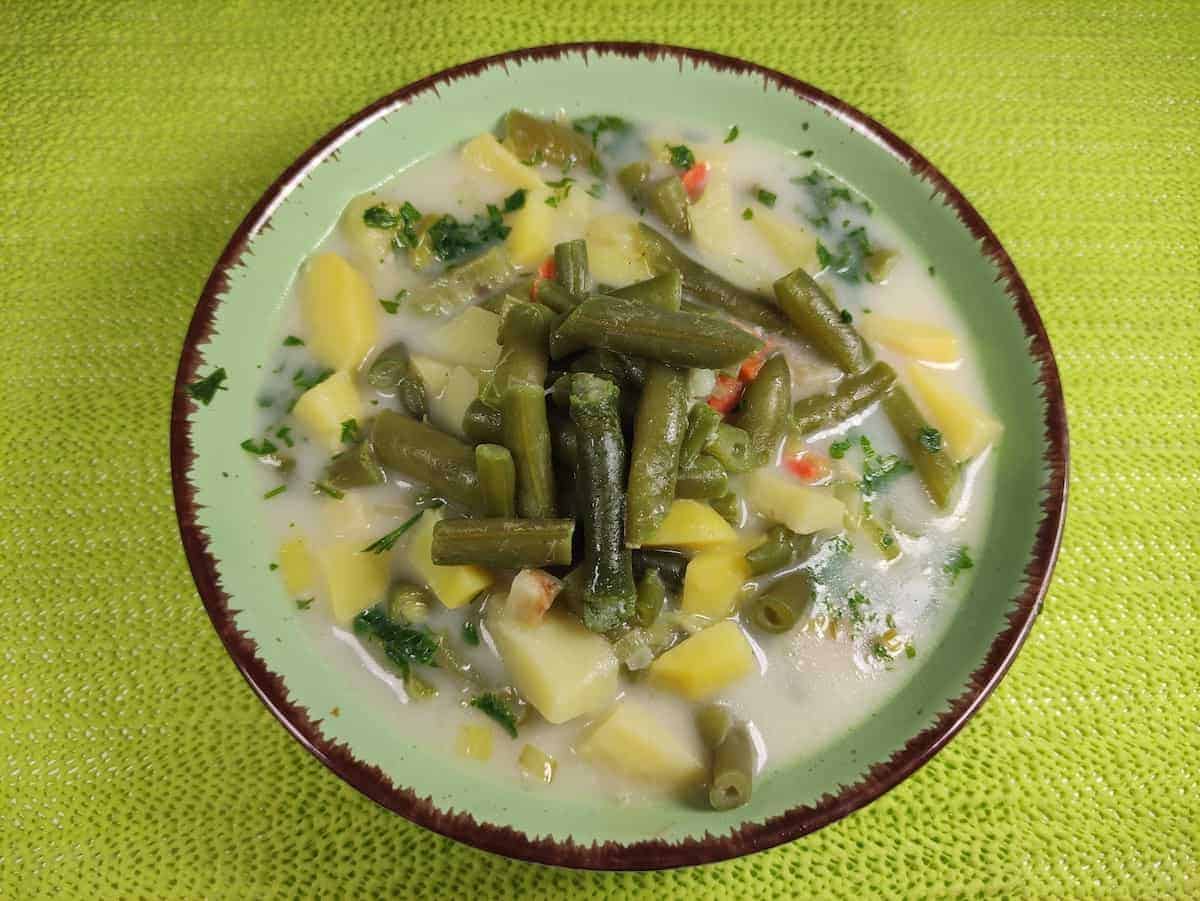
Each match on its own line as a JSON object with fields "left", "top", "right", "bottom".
{"left": 554, "top": 239, "right": 591, "bottom": 298}
{"left": 534, "top": 279, "right": 578, "bottom": 314}
{"left": 324, "top": 439, "right": 386, "bottom": 490}
{"left": 710, "top": 491, "right": 743, "bottom": 526}
{"left": 709, "top": 721, "right": 755, "bottom": 811}
{"left": 568, "top": 349, "right": 644, "bottom": 389}
{"left": 679, "top": 402, "right": 722, "bottom": 468}
{"left": 697, "top": 703, "right": 735, "bottom": 749}
{"left": 370, "top": 410, "right": 482, "bottom": 510}
{"left": 403, "top": 246, "right": 519, "bottom": 318}
{"left": 747, "top": 570, "right": 814, "bottom": 634}
{"left": 551, "top": 296, "right": 762, "bottom": 369}
{"left": 675, "top": 454, "right": 729, "bottom": 499}
{"left": 646, "top": 175, "right": 691, "bottom": 237}
{"left": 706, "top": 423, "right": 756, "bottom": 473}
{"left": 430, "top": 517, "right": 575, "bottom": 568}
{"left": 636, "top": 223, "right": 791, "bottom": 332}
{"left": 366, "top": 343, "right": 427, "bottom": 417}
{"left": 792, "top": 362, "right": 896, "bottom": 436}
{"left": 773, "top": 266, "right": 871, "bottom": 373}
{"left": 618, "top": 161, "right": 651, "bottom": 206}
{"left": 744, "top": 537, "right": 793, "bottom": 577}
{"left": 503, "top": 384, "right": 557, "bottom": 518}
{"left": 611, "top": 270, "right": 683, "bottom": 312}
{"left": 882, "top": 386, "right": 959, "bottom": 508}
{"left": 631, "top": 548, "right": 688, "bottom": 592}
{"left": 626, "top": 363, "right": 690, "bottom": 546}
{"left": 503, "top": 109, "right": 599, "bottom": 172}
{"left": 733, "top": 354, "right": 792, "bottom": 464}
{"left": 387, "top": 582, "right": 432, "bottom": 625}
{"left": 569, "top": 374, "right": 636, "bottom": 632}
{"left": 476, "top": 444, "right": 517, "bottom": 518}
{"left": 635, "top": 569, "right": 667, "bottom": 628}
{"left": 462, "top": 398, "right": 504, "bottom": 444}
{"left": 548, "top": 411, "right": 579, "bottom": 472}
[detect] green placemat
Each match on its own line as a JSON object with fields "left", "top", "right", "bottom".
{"left": 2, "top": 2, "right": 1196, "bottom": 896}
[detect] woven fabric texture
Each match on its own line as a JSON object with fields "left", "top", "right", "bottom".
{"left": 1, "top": 1, "right": 1196, "bottom": 897}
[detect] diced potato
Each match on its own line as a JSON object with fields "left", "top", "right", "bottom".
{"left": 487, "top": 604, "right": 618, "bottom": 724}
{"left": 427, "top": 365, "right": 480, "bottom": 437}
{"left": 505, "top": 188, "right": 555, "bottom": 267}
{"left": 553, "top": 181, "right": 593, "bottom": 236}
{"left": 690, "top": 171, "right": 735, "bottom": 260}
{"left": 292, "top": 370, "right": 363, "bottom": 452}
{"left": 585, "top": 214, "right": 652, "bottom": 286}
{"left": 682, "top": 549, "right": 750, "bottom": 619}
{"left": 424, "top": 306, "right": 502, "bottom": 369}
{"left": 298, "top": 252, "right": 379, "bottom": 372}
{"left": 317, "top": 540, "right": 390, "bottom": 623}
{"left": 409, "top": 354, "right": 453, "bottom": 396}
{"left": 322, "top": 492, "right": 374, "bottom": 541}
{"left": 753, "top": 208, "right": 819, "bottom": 275}
{"left": 743, "top": 468, "right": 846, "bottom": 534}
{"left": 461, "top": 132, "right": 546, "bottom": 193}
{"left": 907, "top": 363, "right": 1003, "bottom": 462}
{"left": 278, "top": 536, "right": 315, "bottom": 596}
{"left": 648, "top": 620, "right": 756, "bottom": 700}
{"left": 406, "top": 509, "right": 493, "bottom": 609}
{"left": 577, "top": 700, "right": 705, "bottom": 789}
{"left": 641, "top": 499, "right": 739, "bottom": 551}
{"left": 859, "top": 314, "right": 961, "bottom": 364}
{"left": 456, "top": 723, "right": 493, "bottom": 761}
{"left": 338, "top": 194, "right": 393, "bottom": 271}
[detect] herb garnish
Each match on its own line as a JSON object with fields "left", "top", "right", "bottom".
{"left": 292, "top": 368, "right": 333, "bottom": 391}
{"left": 340, "top": 418, "right": 360, "bottom": 444}
{"left": 572, "top": 114, "right": 630, "bottom": 147}
{"left": 363, "top": 205, "right": 398, "bottom": 229}
{"left": 816, "top": 227, "right": 875, "bottom": 282}
{"left": 312, "top": 481, "right": 344, "bottom": 500}
{"left": 755, "top": 187, "right": 777, "bottom": 208}
{"left": 829, "top": 438, "right": 852, "bottom": 459}
{"left": 263, "top": 484, "right": 287, "bottom": 500}
{"left": 724, "top": 125, "right": 740, "bottom": 143}
{"left": 858, "top": 435, "right": 913, "bottom": 495}
{"left": 187, "top": 368, "right": 227, "bottom": 406}
{"left": 274, "top": 425, "right": 294, "bottom": 448}
{"left": 360, "top": 509, "right": 426, "bottom": 555}
{"left": 741, "top": 208, "right": 754, "bottom": 220}
{"left": 585, "top": 182, "right": 606, "bottom": 199}
{"left": 379, "top": 288, "right": 408, "bottom": 315}
{"left": 918, "top": 426, "right": 944, "bottom": 453}
{"left": 943, "top": 546, "right": 974, "bottom": 581}
{"left": 240, "top": 437, "right": 278, "bottom": 456}
{"left": 426, "top": 205, "right": 511, "bottom": 263}
{"left": 502, "top": 188, "right": 526, "bottom": 212}
{"left": 282, "top": 335, "right": 304, "bottom": 347}
{"left": 295, "top": 597, "right": 314, "bottom": 611}
{"left": 839, "top": 309, "right": 853, "bottom": 324}
{"left": 353, "top": 606, "right": 440, "bottom": 678}
{"left": 470, "top": 692, "right": 519, "bottom": 738}
{"left": 666, "top": 144, "right": 695, "bottom": 170}
{"left": 544, "top": 176, "right": 575, "bottom": 208}
{"left": 462, "top": 620, "right": 480, "bottom": 646}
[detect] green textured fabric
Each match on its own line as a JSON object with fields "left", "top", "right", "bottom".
{"left": 2, "top": 1, "right": 1196, "bottom": 896}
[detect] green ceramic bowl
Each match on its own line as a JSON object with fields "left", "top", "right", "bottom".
{"left": 171, "top": 43, "right": 1068, "bottom": 870}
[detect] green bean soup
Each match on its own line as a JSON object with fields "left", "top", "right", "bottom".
{"left": 250, "top": 111, "right": 1002, "bottom": 808}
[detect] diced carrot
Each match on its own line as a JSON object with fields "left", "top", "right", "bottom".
{"left": 707, "top": 373, "right": 744, "bottom": 415}
{"left": 680, "top": 161, "right": 711, "bottom": 202}
{"left": 538, "top": 257, "right": 557, "bottom": 280}
{"left": 783, "top": 452, "right": 830, "bottom": 483}
{"left": 738, "top": 346, "right": 769, "bottom": 382}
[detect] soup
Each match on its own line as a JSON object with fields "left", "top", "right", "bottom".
{"left": 242, "top": 110, "right": 1001, "bottom": 810}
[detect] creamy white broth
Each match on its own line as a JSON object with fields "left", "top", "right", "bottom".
{"left": 251, "top": 114, "right": 998, "bottom": 805}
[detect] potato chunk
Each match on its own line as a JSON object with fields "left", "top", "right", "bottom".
{"left": 585, "top": 214, "right": 652, "bottom": 286}
{"left": 292, "top": 370, "right": 363, "bottom": 452}
{"left": 338, "top": 195, "right": 393, "bottom": 271}
{"left": 406, "top": 509, "right": 493, "bottom": 609}
{"left": 576, "top": 700, "right": 705, "bottom": 789}
{"left": 753, "top": 208, "right": 819, "bottom": 275}
{"left": 317, "top": 540, "right": 390, "bottom": 623}
{"left": 641, "top": 499, "right": 739, "bottom": 551}
{"left": 859, "top": 314, "right": 961, "bottom": 363}
{"left": 681, "top": 549, "right": 750, "bottom": 619}
{"left": 743, "top": 469, "right": 845, "bottom": 535}
{"left": 427, "top": 366, "right": 481, "bottom": 438}
{"left": 907, "top": 363, "right": 1003, "bottom": 462}
{"left": 461, "top": 132, "right": 546, "bottom": 192}
{"left": 487, "top": 605, "right": 618, "bottom": 724}
{"left": 278, "top": 536, "right": 315, "bottom": 596}
{"left": 505, "top": 188, "right": 554, "bottom": 267}
{"left": 424, "top": 306, "right": 502, "bottom": 369}
{"left": 648, "top": 620, "right": 756, "bottom": 700}
{"left": 298, "top": 252, "right": 379, "bottom": 372}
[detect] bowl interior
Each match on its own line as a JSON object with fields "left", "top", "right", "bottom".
{"left": 173, "top": 44, "right": 1065, "bottom": 868}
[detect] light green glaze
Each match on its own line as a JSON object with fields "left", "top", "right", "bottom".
{"left": 185, "top": 51, "right": 1055, "bottom": 846}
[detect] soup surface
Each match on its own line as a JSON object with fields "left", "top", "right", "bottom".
{"left": 245, "top": 111, "right": 1001, "bottom": 808}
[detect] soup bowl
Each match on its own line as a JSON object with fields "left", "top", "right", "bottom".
{"left": 171, "top": 42, "right": 1067, "bottom": 869}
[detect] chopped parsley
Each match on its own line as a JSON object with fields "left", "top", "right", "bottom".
{"left": 426, "top": 205, "right": 511, "bottom": 263}
{"left": 816, "top": 226, "right": 875, "bottom": 282}
{"left": 470, "top": 692, "right": 519, "bottom": 738}
{"left": 724, "top": 125, "right": 740, "bottom": 143}
{"left": 257, "top": 397, "right": 273, "bottom": 408}
{"left": 742, "top": 207, "right": 754, "bottom": 220}
{"left": 282, "top": 335, "right": 305, "bottom": 347}
{"left": 240, "top": 437, "right": 278, "bottom": 456}
{"left": 268, "top": 562, "right": 279, "bottom": 571}
{"left": 502, "top": 188, "right": 526, "bottom": 212}
{"left": 186, "top": 368, "right": 227, "bottom": 406}
{"left": 379, "top": 288, "right": 408, "bottom": 315}
{"left": 462, "top": 620, "right": 480, "bottom": 646}
{"left": 905, "top": 643, "right": 917, "bottom": 659}
{"left": 839, "top": 308, "right": 854, "bottom": 324}
{"left": 918, "top": 426, "right": 944, "bottom": 453}
{"left": 263, "top": 484, "right": 287, "bottom": 500}
{"left": 870, "top": 639, "right": 894, "bottom": 661}
{"left": 829, "top": 438, "right": 852, "bottom": 459}
{"left": 666, "top": 144, "right": 695, "bottom": 170}
{"left": 274, "top": 425, "right": 294, "bottom": 448}
{"left": 860, "top": 452, "right": 913, "bottom": 495}
{"left": 295, "top": 597, "right": 314, "bottom": 611}
{"left": 585, "top": 181, "right": 606, "bottom": 199}
{"left": 755, "top": 187, "right": 777, "bottom": 208}
{"left": 354, "top": 606, "right": 440, "bottom": 678}
{"left": 797, "top": 149, "right": 814, "bottom": 158}
{"left": 846, "top": 590, "right": 874, "bottom": 628}
{"left": 360, "top": 509, "right": 426, "bottom": 554}
{"left": 944, "top": 546, "right": 974, "bottom": 581}
{"left": 292, "top": 368, "right": 333, "bottom": 391}
{"left": 544, "top": 177, "right": 574, "bottom": 208}
{"left": 362, "top": 204, "right": 398, "bottom": 229}
{"left": 928, "top": 265, "right": 936, "bottom": 277}
{"left": 340, "top": 418, "right": 360, "bottom": 444}
{"left": 572, "top": 114, "right": 630, "bottom": 147}
{"left": 312, "top": 481, "right": 344, "bottom": 500}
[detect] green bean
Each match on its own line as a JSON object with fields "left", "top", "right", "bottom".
{"left": 503, "top": 109, "right": 599, "bottom": 172}
{"left": 631, "top": 548, "right": 688, "bottom": 592}
{"left": 710, "top": 491, "right": 743, "bottom": 526}
{"left": 430, "top": 517, "right": 575, "bottom": 568}
{"left": 366, "top": 343, "right": 427, "bottom": 418}
{"left": 773, "top": 266, "right": 871, "bottom": 373}
{"left": 709, "top": 721, "right": 755, "bottom": 811}
{"left": 679, "top": 403, "right": 722, "bottom": 468}
{"left": 568, "top": 349, "right": 644, "bottom": 389}
{"left": 745, "top": 570, "right": 814, "bottom": 634}
{"left": 323, "top": 440, "right": 385, "bottom": 490}
{"left": 550, "top": 296, "right": 763, "bottom": 369}
{"left": 744, "top": 536, "right": 793, "bottom": 576}
{"left": 882, "top": 386, "right": 959, "bottom": 508}
{"left": 533, "top": 278, "right": 578, "bottom": 314}
{"left": 636, "top": 224, "right": 790, "bottom": 332}
{"left": 696, "top": 704, "right": 735, "bottom": 750}
{"left": 675, "top": 454, "right": 729, "bottom": 499}
{"left": 462, "top": 398, "right": 504, "bottom": 444}
{"left": 645, "top": 175, "right": 691, "bottom": 237}
{"left": 548, "top": 411, "right": 579, "bottom": 472}
{"left": 386, "top": 582, "right": 432, "bottom": 625}
{"left": 569, "top": 374, "right": 636, "bottom": 632}
{"left": 618, "top": 161, "right": 651, "bottom": 206}
{"left": 611, "top": 270, "right": 683, "bottom": 312}
{"left": 732, "top": 354, "right": 792, "bottom": 464}
{"left": 557, "top": 566, "right": 587, "bottom": 621}
{"left": 404, "top": 246, "right": 519, "bottom": 318}
{"left": 791, "top": 362, "right": 896, "bottom": 436}
{"left": 554, "top": 239, "right": 591, "bottom": 299}
{"left": 706, "top": 423, "right": 756, "bottom": 473}
{"left": 370, "top": 411, "right": 482, "bottom": 510}
{"left": 635, "top": 569, "right": 667, "bottom": 628}
{"left": 475, "top": 444, "right": 517, "bottom": 518}
{"left": 626, "top": 364, "right": 690, "bottom": 547}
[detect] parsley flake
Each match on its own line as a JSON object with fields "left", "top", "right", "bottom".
{"left": 839, "top": 308, "right": 853, "bottom": 324}
{"left": 918, "top": 426, "right": 944, "bottom": 453}
{"left": 274, "top": 425, "right": 294, "bottom": 448}
{"left": 295, "top": 597, "right": 314, "bottom": 611}
{"left": 755, "top": 187, "right": 777, "bottom": 208}
{"left": 944, "top": 546, "right": 974, "bottom": 581}
{"left": 830, "top": 438, "right": 852, "bottom": 459}
{"left": 263, "top": 485, "right": 287, "bottom": 500}
{"left": 666, "top": 144, "right": 695, "bottom": 170}
{"left": 470, "top": 692, "right": 519, "bottom": 738}
{"left": 724, "top": 125, "right": 740, "bottom": 143}
{"left": 362, "top": 205, "right": 398, "bottom": 229}
{"left": 360, "top": 509, "right": 426, "bottom": 555}
{"left": 240, "top": 437, "right": 278, "bottom": 456}
{"left": 312, "top": 481, "right": 344, "bottom": 500}
{"left": 353, "top": 606, "right": 440, "bottom": 678}
{"left": 462, "top": 620, "right": 480, "bottom": 646}
{"left": 742, "top": 208, "right": 754, "bottom": 220}
{"left": 282, "top": 335, "right": 305, "bottom": 347}
{"left": 572, "top": 114, "right": 630, "bottom": 147}
{"left": 186, "top": 368, "right": 228, "bottom": 406}
{"left": 340, "top": 418, "right": 360, "bottom": 444}
{"left": 502, "top": 188, "right": 526, "bottom": 212}
{"left": 293, "top": 368, "right": 333, "bottom": 391}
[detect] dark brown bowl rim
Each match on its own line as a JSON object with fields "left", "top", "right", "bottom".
{"left": 170, "top": 41, "right": 1069, "bottom": 871}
